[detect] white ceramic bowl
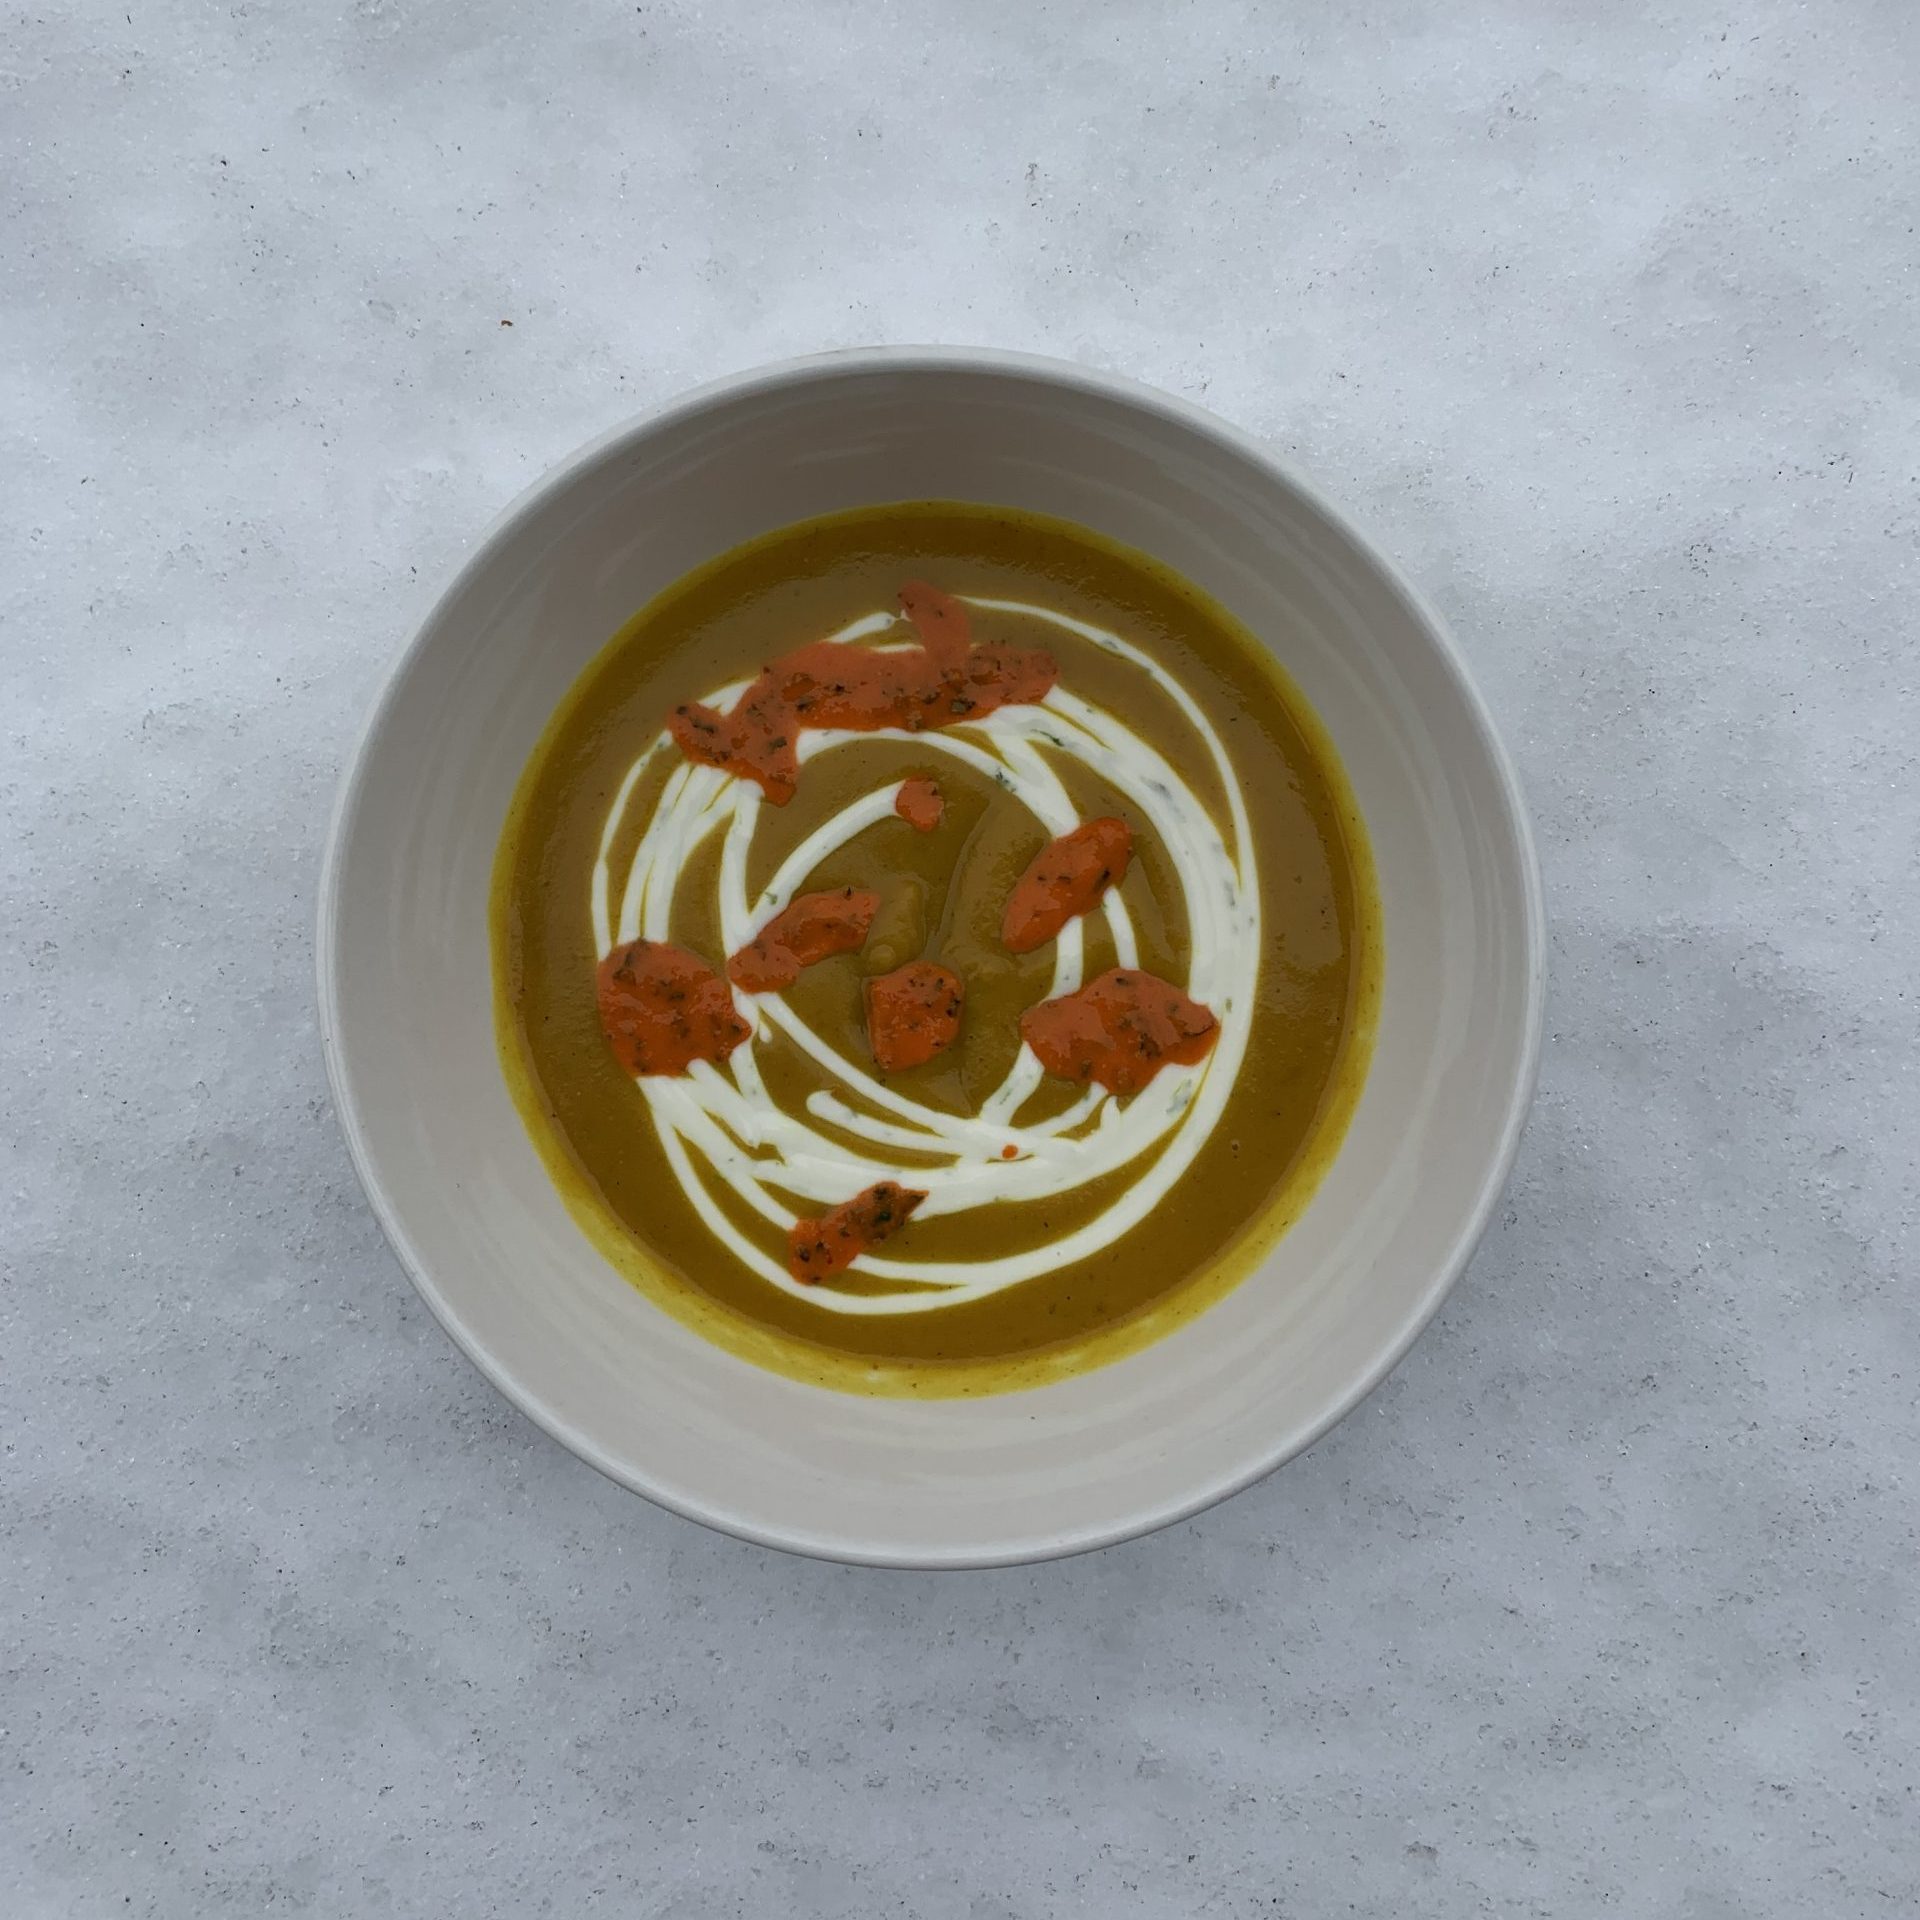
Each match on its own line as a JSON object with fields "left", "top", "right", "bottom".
{"left": 320, "top": 348, "right": 1543, "bottom": 1568}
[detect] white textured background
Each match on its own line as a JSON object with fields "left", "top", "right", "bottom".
{"left": 5, "top": 2, "right": 1916, "bottom": 1914}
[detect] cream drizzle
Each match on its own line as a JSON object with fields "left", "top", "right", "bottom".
{"left": 589, "top": 599, "right": 1260, "bottom": 1313}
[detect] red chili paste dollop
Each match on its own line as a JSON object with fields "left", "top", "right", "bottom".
{"left": 597, "top": 939, "right": 750, "bottom": 1077}
{"left": 1019, "top": 967, "right": 1218, "bottom": 1097}
{"left": 865, "top": 961, "right": 965, "bottom": 1071}
{"left": 787, "top": 1180, "right": 927, "bottom": 1283}
{"left": 894, "top": 775, "right": 945, "bottom": 832}
{"left": 1000, "top": 816, "right": 1132, "bottom": 954}
{"left": 728, "top": 886, "right": 878, "bottom": 994}
{"left": 667, "top": 584, "right": 1057, "bottom": 804}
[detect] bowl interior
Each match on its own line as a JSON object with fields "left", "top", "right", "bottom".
{"left": 322, "top": 353, "right": 1540, "bottom": 1567}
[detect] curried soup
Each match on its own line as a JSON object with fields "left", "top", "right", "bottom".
{"left": 494, "top": 504, "right": 1379, "bottom": 1396}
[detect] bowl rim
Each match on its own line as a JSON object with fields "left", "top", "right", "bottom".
{"left": 317, "top": 344, "right": 1546, "bottom": 1569}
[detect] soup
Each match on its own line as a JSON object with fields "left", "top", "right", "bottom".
{"left": 493, "top": 504, "right": 1379, "bottom": 1395}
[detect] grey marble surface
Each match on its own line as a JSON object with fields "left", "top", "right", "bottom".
{"left": 5, "top": 2, "right": 1916, "bottom": 1913}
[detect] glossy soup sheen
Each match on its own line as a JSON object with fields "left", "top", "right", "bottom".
{"left": 494, "top": 504, "right": 1379, "bottom": 1395}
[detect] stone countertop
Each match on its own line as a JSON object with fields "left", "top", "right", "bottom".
{"left": 5, "top": 3, "right": 1915, "bottom": 1914}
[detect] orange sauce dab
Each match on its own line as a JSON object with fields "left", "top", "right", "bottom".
{"left": 788, "top": 1181, "right": 927, "bottom": 1283}
{"left": 865, "top": 961, "right": 965, "bottom": 1071}
{"left": 1001, "top": 817, "right": 1132, "bottom": 954}
{"left": 597, "top": 940, "right": 750, "bottom": 1077}
{"left": 1020, "top": 967, "right": 1218, "bottom": 1097}
{"left": 668, "top": 584, "right": 1057, "bottom": 804}
{"left": 728, "top": 887, "right": 878, "bottom": 994}
{"left": 894, "top": 775, "right": 945, "bottom": 832}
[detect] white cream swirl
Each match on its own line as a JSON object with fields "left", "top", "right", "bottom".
{"left": 589, "top": 599, "right": 1260, "bottom": 1314}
